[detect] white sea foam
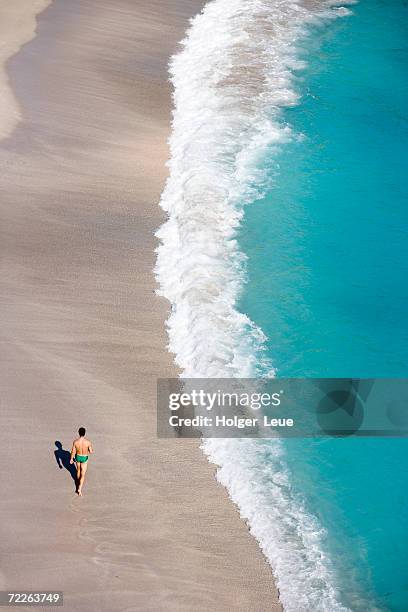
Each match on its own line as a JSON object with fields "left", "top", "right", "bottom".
{"left": 204, "top": 438, "right": 352, "bottom": 611}
{"left": 155, "top": 1, "right": 356, "bottom": 610}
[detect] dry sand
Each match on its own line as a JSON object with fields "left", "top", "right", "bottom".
{"left": 0, "top": 0, "right": 51, "bottom": 138}
{"left": 0, "top": 1, "right": 281, "bottom": 610}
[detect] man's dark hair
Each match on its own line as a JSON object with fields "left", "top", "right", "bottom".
{"left": 78, "top": 427, "right": 86, "bottom": 437}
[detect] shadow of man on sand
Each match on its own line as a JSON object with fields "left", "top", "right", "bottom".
{"left": 54, "top": 441, "right": 77, "bottom": 483}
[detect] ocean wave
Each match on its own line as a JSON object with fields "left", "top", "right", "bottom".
{"left": 155, "top": 1, "right": 356, "bottom": 610}
{"left": 204, "top": 437, "right": 352, "bottom": 611}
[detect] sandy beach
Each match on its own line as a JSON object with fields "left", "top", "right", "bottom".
{"left": 0, "top": 1, "right": 281, "bottom": 610}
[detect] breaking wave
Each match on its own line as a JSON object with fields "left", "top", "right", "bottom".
{"left": 155, "top": 1, "right": 357, "bottom": 610}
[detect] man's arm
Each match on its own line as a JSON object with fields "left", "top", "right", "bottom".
{"left": 88, "top": 441, "right": 94, "bottom": 454}
{"left": 70, "top": 442, "right": 76, "bottom": 464}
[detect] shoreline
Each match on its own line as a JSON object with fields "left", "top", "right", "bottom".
{"left": 154, "top": 1, "right": 358, "bottom": 610}
{"left": 0, "top": 1, "right": 281, "bottom": 610}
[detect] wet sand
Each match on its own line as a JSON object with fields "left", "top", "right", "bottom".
{"left": 0, "top": 1, "right": 281, "bottom": 610}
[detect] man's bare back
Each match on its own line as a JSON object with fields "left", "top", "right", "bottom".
{"left": 72, "top": 437, "right": 93, "bottom": 456}
{"left": 70, "top": 427, "right": 94, "bottom": 496}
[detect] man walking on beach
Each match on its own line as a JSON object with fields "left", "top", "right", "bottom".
{"left": 70, "top": 427, "right": 94, "bottom": 496}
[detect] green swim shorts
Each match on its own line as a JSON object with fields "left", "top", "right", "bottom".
{"left": 75, "top": 454, "right": 88, "bottom": 463}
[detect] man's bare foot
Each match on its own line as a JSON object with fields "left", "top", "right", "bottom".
{"left": 78, "top": 489, "right": 82, "bottom": 496}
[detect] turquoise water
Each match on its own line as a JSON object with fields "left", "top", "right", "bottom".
{"left": 238, "top": 2, "right": 408, "bottom": 610}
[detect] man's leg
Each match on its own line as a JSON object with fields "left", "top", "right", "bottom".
{"left": 76, "top": 461, "right": 81, "bottom": 491}
{"left": 77, "top": 461, "right": 88, "bottom": 496}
